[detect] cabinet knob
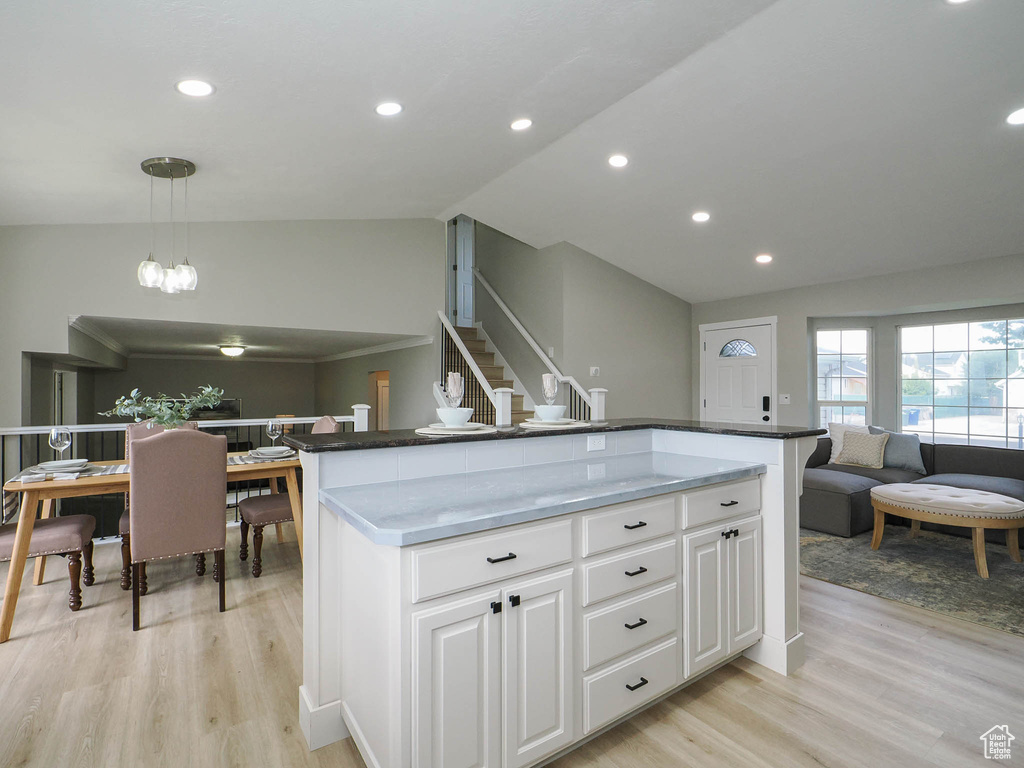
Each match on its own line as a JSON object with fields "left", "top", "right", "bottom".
{"left": 624, "top": 566, "right": 648, "bottom": 577}
{"left": 508, "top": 594, "right": 521, "bottom": 607}
{"left": 624, "top": 618, "right": 648, "bottom": 630}
{"left": 486, "top": 552, "right": 517, "bottom": 564}
{"left": 625, "top": 677, "right": 649, "bottom": 692}
{"left": 623, "top": 521, "right": 647, "bottom": 530}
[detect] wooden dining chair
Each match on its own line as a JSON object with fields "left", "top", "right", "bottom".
{"left": 128, "top": 429, "right": 228, "bottom": 630}
{"left": 0, "top": 515, "right": 96, "bottom": 611}
{"left": 119, "top": 420, "right": 199, "bottom": 592}
{"left": 237, "top": 414, "right": 337, "bottom": 577}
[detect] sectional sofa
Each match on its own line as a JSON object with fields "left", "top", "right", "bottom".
{"left": 801, "top": 437, "right": 1024, "bottom": 542}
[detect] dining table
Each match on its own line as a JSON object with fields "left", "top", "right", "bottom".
{"left": 0, "top": 451, "right": 302, "bottom": 643}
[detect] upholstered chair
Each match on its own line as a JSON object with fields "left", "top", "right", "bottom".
{"left": 119, "top": 420, "right": 199, "bottom": 592}
{"left": 128, "top": 429, "right": 228, "bottom": 630}
{"left": 0, "top": 515, "right": 95, "bottom": 610}
{"left": 237, "top": 414, "right": 336, "bottom": 576}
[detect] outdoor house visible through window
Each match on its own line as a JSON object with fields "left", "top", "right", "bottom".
{"left": 900, "top": 320, "right": 1024, "bottom": 448}
{"left": 816, "top": 329, "right": 870, "bottom": 427}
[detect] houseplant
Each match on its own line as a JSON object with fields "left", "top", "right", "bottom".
{"left": 100, "top": 385, "right": 225, "bottom": 428}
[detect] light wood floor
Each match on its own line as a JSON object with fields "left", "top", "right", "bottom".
{"left": 2, "top": 537, "right": 1021, "bottom": 768}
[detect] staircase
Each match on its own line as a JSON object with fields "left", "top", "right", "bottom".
{"left": 454, "top": 326, "right": 531, "bottom": 425}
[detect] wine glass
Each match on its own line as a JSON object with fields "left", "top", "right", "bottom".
{"left": 444, "top": 372, "right": 464, "bottom": 408}
{"left": 542, "top": 374, "right": 559, "bottom": 406}
{"left": 48, "top": 427, "right": 72, "bottom": 460}
{"left": 266, "top": 419, "right": 283, "bottom": 447}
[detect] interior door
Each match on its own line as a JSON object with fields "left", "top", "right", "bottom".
{"left": 702, "top": 324, "right": 774, "bottom": 424}
{"left": 412, "top": 591, "right": 502, "bottom": 768}
{"left": 684, "top": 527, "right": 728, "bottom": 678}
{"left": 502, "top": 569, "right": 574, "bottom": 768}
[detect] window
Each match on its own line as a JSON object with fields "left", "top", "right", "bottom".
{"left": 900, "top": 319, "right": 1024, "bottom": 448}
{"left": 719, "top": 339, "right": 757, "bottom": 358}
{"left": 816, "top": 329, "right": 870, "bottom": 427}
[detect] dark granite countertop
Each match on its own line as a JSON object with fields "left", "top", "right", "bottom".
{"left": 284, "top": 417, "right": 825, "bottom": 453}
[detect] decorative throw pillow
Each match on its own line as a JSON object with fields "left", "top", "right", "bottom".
{"left": 827, "top": 422, "right": 869, "bottom": 463}
{"left": 867, "top": 427, "right": 927, "bottom": 474}
{"left": 835, "top": 431, "right": 890, "bottom": 469}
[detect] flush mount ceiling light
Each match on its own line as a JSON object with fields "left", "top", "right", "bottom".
{"left": 946, "top": 0, "right": 974, "bottom": 4}
{"left": 510, "top": 118, "right": 533, "bottom": 131}
{"left": 137, "top": 157, "right": 198, "bottom": 293}
{"left": 608, "top": 154, "right": 629, "bottom": 168}
{"left": 176, "top": 79, "right": 214, "bottom": 97}
{"left": 755, "top": 253, "right": 774, "bottom": 264}
{"left": 1007, "top": 107, "right": 1024, "bottom": 126}
{"left": 691, "top": 211, "right": 711, "bottom": 223}
{"left": 219, "top": 345, "right": 245, "bottom": 357}
{"left": 375, "top": 102, "right": 403, "bottom": 116}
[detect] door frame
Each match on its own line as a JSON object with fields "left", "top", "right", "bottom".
{"left": 699, "top": 316, "right": 778, "bottom": 424}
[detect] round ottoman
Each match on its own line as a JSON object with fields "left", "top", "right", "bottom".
{"left": 869, "top": 483, "right": 1024, "bottom": 578}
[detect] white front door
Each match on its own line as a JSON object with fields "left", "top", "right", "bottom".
{"left": 701, "top": 322, "right": 775, "bottom": 424}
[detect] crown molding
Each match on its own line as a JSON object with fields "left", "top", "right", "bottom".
{"left": 315, "top": 335, "right": 434, "bottom": 363}
{"left": 68, "top": 315, "right": 129, "bottom": 358}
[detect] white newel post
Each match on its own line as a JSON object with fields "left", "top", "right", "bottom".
{"left": 493, "top": 387, "right": 513, "bottom": 428}
{"left": 589, "top": 388, "right": 608, "bottom": 422}
{"left": 352, "top": 404, "right": 370, "bottom": 432}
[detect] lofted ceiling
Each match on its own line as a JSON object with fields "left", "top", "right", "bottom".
{"left": 2, "top": 0, "right": 1024, "bottom": 303}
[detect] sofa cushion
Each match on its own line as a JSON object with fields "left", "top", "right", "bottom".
{"left": 912, "top": 473, "right": 1024, "bottom": 503}
{"left": 932, "top": 444, "right": 1024, "bottom": 481}
{"left": 868, "top": 427, "right": 927, "bottom": 474}
{"left": 801, "top": 468, "right": 877, "bottom": 537}
{"left": 827, "top": 423, "right": 869, "bottom": 463}
{"left": 816, "top": 463, "right": 925, "bottom": 485}
{"left": 803, "top": 466, "right": 880, "bottom": 494}
{"left": 836, "top": 431, "right": 889, "bottom": 469}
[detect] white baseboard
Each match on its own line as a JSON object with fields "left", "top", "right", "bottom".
{"left": 299, "top": 685, "right": 350, "bottom": 751}
{"left": 743, "top": 632, "right": 805, "bottom": 675}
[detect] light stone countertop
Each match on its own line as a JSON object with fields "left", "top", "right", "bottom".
{"left": 319, "top": 451, "right": 766, "bottom": 546}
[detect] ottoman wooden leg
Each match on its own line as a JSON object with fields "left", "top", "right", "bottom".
{"left": 972, "top": 528, "right": 989, "bottom": 579}
{"left": 1008, "top": 528, "right": 1022, "bottom": 563}
{"left": 910, "top": 520, "right": 921, "bottom": 538}
{"left": 871, "top": 507, "right": 885, "bottom": 550}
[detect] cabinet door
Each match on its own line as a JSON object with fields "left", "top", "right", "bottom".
{"left": 412, "top": 591, "right": 502, "bottom": 768}
{"left": 683, "top": 527, "right": 728, "bottom": 678}
{"left": 502, "top": 569, "right": 574, "bottom": 768}
{"left": 728, "top": 517, "right": 763, "bottom": 652}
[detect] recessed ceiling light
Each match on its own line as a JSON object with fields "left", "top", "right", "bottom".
{"left": 691, "top": 211, "right": 711, "bottom": 223}
{"left": 946, "top": 0, "right": 973, "bottom": 4}
{"left": 755, "top": 253, "right": 773, "bottom": 264}
{"left": 375, "top": 102, "right": 403, "bottom": 116}
{"left": 1007, "top": 107, "right": 1024, "bottom": 126}
{"left": 510, "top": 118, "right": 533, "bottom": 131}
{"left": 219, "top": 345, "right": 245, "bottom": 357}
{"left": 608, "top": 154, "right": 629, "bottom": 168}
{"left": 176, "top": 79, "right": 214, "bottom": 97}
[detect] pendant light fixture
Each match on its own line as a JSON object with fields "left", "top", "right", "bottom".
{"left": 137, "top": 157, "right": 198, "bottom": 292}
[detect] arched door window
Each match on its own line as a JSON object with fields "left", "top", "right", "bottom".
{"left": 719, "top": 339, "right": 757, "bottom": 358}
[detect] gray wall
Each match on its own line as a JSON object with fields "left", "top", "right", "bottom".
{"left": 92, "top": 357, "right": 317, "bottom": 423}
{"left": 315, "top": 341, "right": 438, "bottom": 431}
{"left": 0, "top": 218, "right": 445, "bottom": 425}
{"left": 475, "top": 224, "right": 693, "bottom": 419}
{"left": 691, "top": 252, "right": 1024, "bottom": 428}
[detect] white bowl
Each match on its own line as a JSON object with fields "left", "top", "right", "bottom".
{"left": 436, "top": 407, "right": 474, "bottom": 428}
{"left": 534, "top": 405, "right": 567, "bottom": 422}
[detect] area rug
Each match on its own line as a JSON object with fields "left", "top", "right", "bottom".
{"left": 800, "top": 525, "right": 1024, "bottom": 636}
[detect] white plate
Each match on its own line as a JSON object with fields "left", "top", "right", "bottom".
{"left": 35, "top": 458, "right": 89, "bottom": 471}
{"left": 525, "top": 417, "right": 577, "bottom": 425}
{"left": 415, "top": 426, "right": 497, "bottom": 437}
{"left": 249, "top": 449, "right": 295, "bottom": 459}
{"left": 520, "top": 421, "right": 591, "bottom": 430}
{"left": 428, "top": 422, "right": 488, "bottom": 432}
{"left": 254, "top": 446, "right": 293, "bottom": 455}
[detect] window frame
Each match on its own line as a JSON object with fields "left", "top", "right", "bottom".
{"left": 814, "top": 327, "right": 873, "bottom": 428}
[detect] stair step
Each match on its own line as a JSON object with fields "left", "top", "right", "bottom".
{"left": 487, "top": 379, "right": 513, "bottom": 389}
{"left": 510, "top": 394, "right": 525, "bottom": 409}
{"left": 471, "top": 352, "right": 495, "bottom": 367}
{"left": 454, "top": 326, "right": 478, "bottom": 340}
{"left": 462, "top": 339, "right": 487, "bottom": 354}
{"left": 511, "top": 410, "right": 530, "bottom": 425}
{"left": 478, "top": 364, "right": 505, "bottom": 379}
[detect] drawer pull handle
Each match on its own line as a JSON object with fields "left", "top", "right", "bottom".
{"left": 624, "top": 566, "right": 648, "bottom": 577}
{"left": 720, "top": 500, "right": 739, "bottom": 507}
{"left": 623, "top": 521, "right": 647, "bottom": 530}
{"left": 624, "top": 618, "right": 648, "bottom": 630}
{"left": 486, "top": 552, "right": 517, "bottom": 564}
{"left": 626, "top": 677, "right": 649, "bottom": 692}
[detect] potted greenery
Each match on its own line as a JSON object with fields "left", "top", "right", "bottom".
{"left": 100, "top": 385, "right": 225, "bottom": 428}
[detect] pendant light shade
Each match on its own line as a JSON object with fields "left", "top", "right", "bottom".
{"left": 175, "top": 259, "right": 198, "bottom": 290}
{"left": 160, "top": 264, "right": 181, "bottom": 294}
{"left": 138, "top": 254, "right": 164, "bottom": 287}
{"left": 137, "top": 157, "right": 198, "bottom": 292}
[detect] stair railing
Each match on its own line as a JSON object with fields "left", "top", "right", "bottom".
{"left": 473, "top": 269, "right": 607, "bottom": 422}
{"left": 436, "top": 310, "right": 512, "bottom": 427}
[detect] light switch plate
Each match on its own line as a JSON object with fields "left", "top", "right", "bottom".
{"left": 587, "top": 435, "right": 606, "bottom": 452}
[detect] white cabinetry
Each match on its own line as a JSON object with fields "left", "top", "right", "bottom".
{"left": 683, "top": 515, "right": 762, "bottom": 678}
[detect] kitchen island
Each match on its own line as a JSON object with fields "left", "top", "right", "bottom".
{"left": 286, "top": 419, "right": 823, "bottom": 763}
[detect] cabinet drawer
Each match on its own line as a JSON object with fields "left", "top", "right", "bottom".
{"left": 583, "top": 638, "right": 679, "bottom": 734}
{"left": 682, "top": 478, "right": 760, "bottom": 530}
{"left": 583, "top": 582, "right": 678, "bottom": 671}
{"left": 580, "top": 495, "right": 677, "bottom": 557}
{"left": 411, "top": 519, "right": 572, "bottom": 603}
{"left": 582, "top": 538, "right": 677, "bottom": 607}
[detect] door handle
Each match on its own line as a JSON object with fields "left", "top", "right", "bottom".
{"left": 762, "top": 395, "right": 770, "bottom": 412}
{"left": 486, "top": 552, "right": 517, "bottom": 564}
{"left": 625, "top": 677, "right": 649, "bottom": 692}
{"left": 623, "top": 521, "right": 647, "bottom": 530}
{"left": 508, "top": 594, "right": 521, "bottom": 607}
{"left": 624, "top": 566, "right": 648, "bottom": 577}
{"left": 624, "top": 618, "right": 648, "bottom": 630}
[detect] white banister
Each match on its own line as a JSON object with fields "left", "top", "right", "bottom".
{"left": 437, "top": 308, "right": 498, "bottom": 401}
{"left": 493, "top": 388, "right": 513, "bottom": 428}
{"left": 473, "top": 268, "right": 604, "bottom": 416}
{"left": 351, "top": 404, "right": 370, "bottom": 432}
{"left": 589, "top": 388, "right": 608, "bottom": 422}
